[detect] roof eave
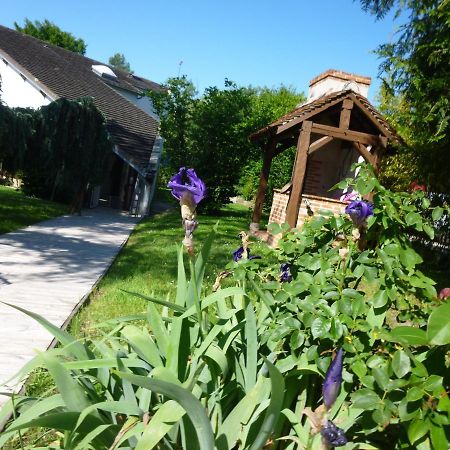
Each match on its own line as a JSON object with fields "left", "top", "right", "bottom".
{"left": 0, "top": 49, "right": 58, "bottom": 101}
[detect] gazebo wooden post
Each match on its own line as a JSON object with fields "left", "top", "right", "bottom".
{"left": 250, "top": 138, "right": 277, "bottom": 231}
{"left": 285, "top": 120, "right": 312, "bottom": 228}
{"left": 340, "top": 99, "right": 353, "bottom": 129}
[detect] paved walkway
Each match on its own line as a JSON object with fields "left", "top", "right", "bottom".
{"left": 0, "top": 208, "right": 138, "bottom": 407}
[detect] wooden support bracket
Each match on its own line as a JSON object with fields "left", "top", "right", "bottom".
{"left": 285, "top": 121, "right": 312, "bottom": 228}
{"left": 251, "top": 139, "right": 277, "bottom": 224}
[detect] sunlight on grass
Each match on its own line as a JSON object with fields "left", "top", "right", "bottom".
{"left": 70, "top": 203, "right": 271, "bottom": 337}
{"left": 0, "top": 186, "right": 68, "bottom": 234}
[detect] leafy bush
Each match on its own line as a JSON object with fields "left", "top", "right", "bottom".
{"left": 235, "top": 164, "right": 450, "bottom": 449}
{"left": 1, "top": 165, "right": 449, "bottom": 449}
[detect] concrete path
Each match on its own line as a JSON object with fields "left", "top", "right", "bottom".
{"left": 0, "top": 208, "right": 138, "bottom": 407}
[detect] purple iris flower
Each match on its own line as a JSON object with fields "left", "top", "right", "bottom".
{"left": 280, "top": 263, "right": 292, "bottom": 282}
{"left": 322, "top": 348, "right": 344, "bottom": 410}
{"left": 168, "top": 167, "right": 206, "bottom": 205}
{"left": 345, "top": 200, "right": 374, "bottom": 227}
{"left": 232, "top": 247, "right": 261, "bottom": 262}
{"left": 321, "top": 421, "right": 347, "bottom": 447}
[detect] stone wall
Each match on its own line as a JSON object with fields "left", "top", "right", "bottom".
{"left": 267, "top": 191, "right": 346, "bottom": 246}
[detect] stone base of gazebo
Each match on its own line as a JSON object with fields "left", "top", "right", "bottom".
{"left": 266, "top": 191, "right": 346, "bottom": 247}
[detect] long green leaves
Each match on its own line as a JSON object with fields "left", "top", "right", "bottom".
{"left": 113, "top": 372, "right": 215, "bottom": 450}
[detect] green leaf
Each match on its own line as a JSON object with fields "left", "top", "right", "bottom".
{"left": 427, "top": 301, "right": 450, "bottom": 345}
{"left": 389, "top": 326, "right": 428, "bottom": 346}
{"left": 249, "top": 358, "right": 285, "bottom": 450}
{"left": 0, "top": 396, "right": 65, "bottom": 447}
{"left": 147, "top": 302, "right": 169, "bottom": 357}
{"left": 311, "top": 317, "right": 331, "bottom": 339}
{"left": 73, "top": 424, "right": 113, "bottom": 450}
{"left": 121, "top": 325, "right": 163, "bottom": 368}
{"left": 432, "top": 206, "right": 444, "bottom": 221}
{"left": 399, "top": 248, "right": 423, "bottom": 269}
{"left": 406, "top": 387, "right": 424, "bottom": 401}
{"left": 122, "top": 290, "right": 186, "bottom": 313}
{"left": 430, "top": 421, "right": 448, "bottom": 450}
{"left": 4, "top": 411, "right": 108, "bottom": 434}
{"left": 392, "top": 350, "right": 411, "bottom": 378}
{"left": 405, "top": 212, "right": 421, "bottom": 226}
{"left": 377, "top": 249, "right": 393, "bottom": 276}
{"left": 372, "top": 290, "right": 388, "bottom": 308}
{"left": 176, "top": 244, "right": 187, "bottom": 306}
{"left": 41, "top": 352, "right": 91, "bottom": 412}
{"left": 351, "top": 389, "right": 381, "bottom": 410}
{"left": 136, "top": 400, "right": 185, "bottom": 450}
{"left": 113, "top": 371, "right": 215, "bottom": 450}
{"left": 423, "top": 223, "right": 435, "bottom": 240}
{"left": 217, "top": 377, "right": 267, "bottom": 450}
{"left": 244, "top": 302, "right": 258, "bottom": 392}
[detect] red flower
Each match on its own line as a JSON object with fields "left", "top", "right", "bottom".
{"left": 439, "top": 288, "right": 450, "bottom": 300}
{"left": 410, "top": 181, "right": 427, "bottom": 192}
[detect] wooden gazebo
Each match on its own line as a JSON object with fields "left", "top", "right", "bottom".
{"left": 249, "top": 70, "right": 398, "bottom": 240}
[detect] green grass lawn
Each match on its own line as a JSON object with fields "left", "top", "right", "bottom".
{"left": 69, "top": 201, "right": 272, "bottom": 337}
{"left": 0, "top": 186, "right": 68, "bottom": 234}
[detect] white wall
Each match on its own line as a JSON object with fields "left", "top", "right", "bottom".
{"left": 111, "top": 86, "right": 159, "bottom": 121}
{"left": 0, "top": 58, "right": 52, "bottom": 108}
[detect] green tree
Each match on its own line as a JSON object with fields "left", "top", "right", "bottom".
{"left": 14, "top": 19, "right": 87, "bottom": 54}
{"left": 150, "top": 78, "right": 304, "bottom": 210}
{"left": 147, "top": 76, "right": 197, "bottom": 173}
{"left": 20, "top": 98, "right": 111, "bottom": 209}
{"left": 238, "top": 86, "right": 305, "bottom": 205}
{"left": 191, "top": 79, "right": 255, "bottom": 209}
{"left": 108, "top": 53, "right": 133, "bottom": 73}
{"left": 360, "top": 0, "right": 450, "bottom": 193}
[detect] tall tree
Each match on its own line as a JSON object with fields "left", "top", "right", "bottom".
{"left": 360, "top": 0, "right": 450, "bottom": 192}
{"left": 14, "top": 19, "right": 87, "bottom": 55}
{"left": 149, "top": 77, "right": 304, "bottom": 210}
{"left": 108, "top": 53, "right": 133, "bottom": 73}
{"left": 147, "top": 76, "right": 197, "bottom": 171}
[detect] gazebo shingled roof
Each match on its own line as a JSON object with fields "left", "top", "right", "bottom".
{"left": 250, "top": 90, "right": 399, "bottom": 143}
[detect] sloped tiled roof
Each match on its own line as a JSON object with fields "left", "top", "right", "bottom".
{"left": 0, "top": 25, "right": 161, "bottom": 172}
{"left": 250, "top": 89, "right": 399, "bottom": 142}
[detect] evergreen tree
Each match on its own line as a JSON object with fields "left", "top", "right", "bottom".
{"left": 108, "top": 53, "right": 133, "bottom": 73}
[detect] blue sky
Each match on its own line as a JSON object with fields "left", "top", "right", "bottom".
{"left": 1, "top": 0, "right": 404, "bottom": 103}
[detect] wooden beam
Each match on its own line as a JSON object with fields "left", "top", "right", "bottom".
{"left": 275, "top": 95, "right": 346, "bottom": 137}
{"left": 349, "top": 93, "right": 393, "bottom": 140}
{"left": 339, "top": 99, "right": 353, "bottom": 129}
{"left": 308, "top": 136, "right": 333, "bottom": 155}
{"left": 285, "top": 121, "right": 312, "bottom": 228}
{"left": 311, "top": 122, "right": 383, "bottom": 147}
{"left": 351, "top": 141, "right": 375, "bottom": 166}
{"left": 251, "top": 139, "right": 276, "bottom": 225}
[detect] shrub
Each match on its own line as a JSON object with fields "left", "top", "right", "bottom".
{"left": 1, "top": 165, "right": 449, "bottom": 449}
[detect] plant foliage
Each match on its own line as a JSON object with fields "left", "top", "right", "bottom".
{"left": 14, "top": 18, "right": 87, "bottom": 55}
{"left": 361, "top": 0, "right": 450, "bottom": 193}
{"left": 1, "top": 166, "right": 448, "bottom": 449}
{"left": 148, "top": 78, "right": 303, "bottom": 210}
{"left": 0, "top": 98, "right": 111, "bottom": 208}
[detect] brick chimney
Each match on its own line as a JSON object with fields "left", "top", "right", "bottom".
{"left": 307, "top": 69, "right": 371, "bottom": 102}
